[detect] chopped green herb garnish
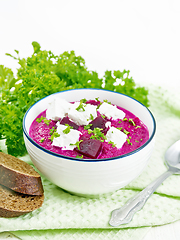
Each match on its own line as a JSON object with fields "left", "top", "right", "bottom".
{"left": 88, "top": 129, "right": 93, "bottom": 134}
{"left": 84, "top": 124, "right": 92, "bottom": 130}
{"left": 127, "top": 138, "right": 132, "bottom": 145}
{"left": 43, "top": 119, "right": 51, "bottom": 126}
{"left": 76, "top": 98, "right": 88, "bottom": 112}
{"left": 49, "top": 127, "right": 55, "bottom": 135}
{"left": 117, "top": 127, "right": 122, "bottom": 131}
{"left": 81, "top": 98, "right": 87, "bottom": 103}
{"left": 88, "top": 127, "right": 106, "bottom": 141}
{"left": 70, "top": 140, "right": 83, "bottom": 150}
{"left": 123, "top": 129, "right": 130, "bottom": 135}
{"left": 95, "top": 97, "right": 99, "bottom": 102}
{"left": 89, "top": 114, "right": 94, "bottom": 121}
{"left": 63, "top": 124, "right": 73, "bottom": 134}
{"left": 76, "top": 154, "right": 83, "bottom": 159}
{"left": 76, "top": 102, "right": 85, "bottom": 112}
{"left": 135, "top": 140, "right": 139, "bottom": 142}
{"left": 109, "top": 141, "right": 116, "bottom": 147}
{"left": 48, "top": 129, "right": 60, "bottom": 142}
{"left": 101, "top": 114, "right": 106, "bottom": 119}
{"left": 72, "top": 140, "right": 83, "bottom": 150}
{"left": 135, "top": 126, "right": 141, "bottom": 129}
{"left": 103, "top": 99, "right": 111, "bottom": 104}
{"left": 36, "top": 116, "right": 51, "bottom": 126}
{"left": 129, "top": 118, "right": 136, "bottom": 126}
{"left": 123, "top": 118, "right": 128, "bottom": 121}
{"left": 96, "top": 102, "right": 102, "bottom": 109}
{"left": 36, "top": 116, "right": 45, "bottom": 123}
{"left": 118, "top": 121, "right": 121, "bottom": 124}
{"left": 39, "top": 138, "right": 45, "bottom": 143}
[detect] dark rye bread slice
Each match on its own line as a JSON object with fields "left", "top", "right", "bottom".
{"left": 0, "top": 184, "right": 44, "bottom": 218}
{"left": 0, "top": 152, "right": 43, "bottom": 195}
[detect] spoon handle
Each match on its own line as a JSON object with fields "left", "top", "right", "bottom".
{"left": 109, "top": 170, "right": 173, "bottom": 227}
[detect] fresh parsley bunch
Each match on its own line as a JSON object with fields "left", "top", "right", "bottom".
{"left": 0, "top": 42, "right": 149, "bottom": 156}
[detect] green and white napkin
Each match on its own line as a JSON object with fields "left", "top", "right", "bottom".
{"left": 0, "top": 84, "right": 180, "bottom": 240}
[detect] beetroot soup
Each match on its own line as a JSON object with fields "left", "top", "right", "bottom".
{"left": 29, "top": 98, "right": 149, "bottom": 159}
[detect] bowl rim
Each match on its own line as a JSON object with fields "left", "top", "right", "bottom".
{"left": 23, "top": 88, "right": 156, "bottom": 162}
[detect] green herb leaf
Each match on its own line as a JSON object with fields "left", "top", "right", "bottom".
{"left": 89, "top": 114, "right": 94, "bottom": 121}
{"left": 76, "top": 102, "right": 85, "bottom": 112}
{"left": 63, "top": 124, "right": 73, "bottom": 134}
{"left": 70, "top": 140, "right": 83, "bottom": 150}
{"left": 49, "top": 127, "right": 55, "bottom": 135}
{"left": 36, "top": 116, "right": 45, "bottom": 123}
{"left": 103, "top": 99, "right": 111, "bottom": 104}
{"left": 129, "top": 118, "right": 136, "bottom": 126}
{"left": 123, "top": 129, "right": 130, "bottom": 135}
{"left": 109, "top": 141, "right": 116, "bottom": 147}
{"left": 36, "top": 116, "right": 51, "bottom": 126}
{"left": 48, "top": 129, "right": 60, "bottom": 142}
{"left": 80, "top": 98, "right": 87, "bottom": 103}
{"left": 0, "top": 42, "right": 149, "bottom": 156}
{"left": 127, "top": 138, "right": 132, "bottom": 145}
{"left": 88, "top": 127, "right": 106, "bottom": 141}
{"left": 43, "top": 119, "right": 51, "bottom": 126}
{"left": 123, "top": 118, "right": 128, "bottom": 121}
{"left": 84, "top": 124, "right": 92, "bottom": 130}
{"left": 49, "top": 126, "right": 61, "bottom": 141}
{"left": 76, "top": 154, "right": 83, "bottom": 159}
{"left": 39, "top": 138, "right": 45, "bottom": 143}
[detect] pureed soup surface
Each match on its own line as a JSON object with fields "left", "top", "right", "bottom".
{"left": 29, "top": 98, "right": 149, "bottom": 159}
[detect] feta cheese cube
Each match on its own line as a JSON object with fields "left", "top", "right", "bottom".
{"left": 98, "top": 102, "right": 125, "bottom": 120}
{"left": 106, "top": 126, "right": 127, "bottom": 149}
{"left": 68, "top": 103, "right": 97, "bottom": 125}
{"left": 46, "top": 98, "right": 72, "bottom": 121}
{"left": 52, "top": 122, "right": 81, "bottom": 150}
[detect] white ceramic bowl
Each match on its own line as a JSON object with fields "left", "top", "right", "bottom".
{"left": 23, "top": 89, "right": 156, "bottom": 196}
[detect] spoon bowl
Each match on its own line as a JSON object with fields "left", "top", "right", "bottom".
{"left": 109, "top": 139, "right": 180, "bottom": 227}
{"left": 165, "top": 140, "right": 180, "bottom": 172}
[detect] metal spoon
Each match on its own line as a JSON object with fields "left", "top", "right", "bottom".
{"left": 109, "top": 140, "right": 180, "bottom": 227}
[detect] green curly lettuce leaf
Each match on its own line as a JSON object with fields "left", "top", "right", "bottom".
{"left": 0, "top": 42, "right": 149, "bottom": 156}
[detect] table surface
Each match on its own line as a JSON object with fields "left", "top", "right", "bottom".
{"left": 0, "top": 0, "right": 180, "bottom": 239}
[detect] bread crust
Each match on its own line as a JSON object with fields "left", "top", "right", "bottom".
{"left": 0, "top": 208, "right": 27, "bottom": 218}
{"left": 0, "top": 152, "right": 44, "bottom": 195}
{"left": 0, "top": 185, "right": 44, "bottom": 218}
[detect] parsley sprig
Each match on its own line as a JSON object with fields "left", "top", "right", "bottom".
{"left": 0, "top": 41, "right": 149, "bottom": 156}
{"left": 70, "top": 140, "right": 83, "bottom": 150}
{"left": 76, "top": 98, "right": 87, "bottom": 112}
{"left": 36, "top": 116, "right": 51, "bottom": 126}
{"left": 88, "top": 127, "right": 107, "bottom": 142}
{"left": 48, "top": 127, "right": 60, "bottom": 142}
{"left": 63, "top": 124, "right": 73, "bottom": 134}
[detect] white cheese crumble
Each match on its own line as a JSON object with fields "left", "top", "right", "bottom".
{"left": 105, "top": 121, "right": 111, "bottom": 128}
{"left": 46, "top": 98, "right": 72, "bottom": 121}
{"left": 106, "top": 126, "right": 127, "bottom": 149}
{"left": 98, "top": 102, "right": 125, "bottom": 120}
{"left": 68, "top": 103, "right": 97, "bottom": 125}
{"left": 52, "top": 122, "right": 81, "bottom": 150}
